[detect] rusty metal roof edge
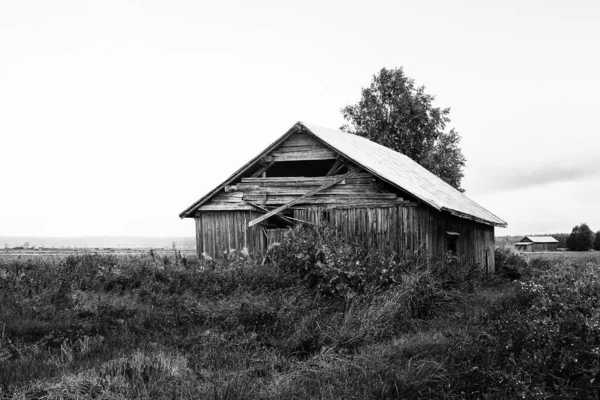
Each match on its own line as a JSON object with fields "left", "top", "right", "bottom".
{"left": 442, "top": 207, "right": 508, "bottom": 227}
{"left": 178, "top": 122, "right": 303, "bottom": 218}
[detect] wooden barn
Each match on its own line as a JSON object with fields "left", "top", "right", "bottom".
{"left": 180, "top": 122, "right": 507, "bottom": 272}
{"left": 515, "top": 236, "right": 558, "bottom": 252}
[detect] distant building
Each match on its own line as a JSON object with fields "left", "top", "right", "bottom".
{"left": 515, "top": 236, "right": 558, "bottom": 252}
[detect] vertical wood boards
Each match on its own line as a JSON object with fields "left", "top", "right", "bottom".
{"left": 195, "top": 218, "right": 203, "bottom": 256}
{"left": 195, "top": 205, "right": 496, "bottom": 273}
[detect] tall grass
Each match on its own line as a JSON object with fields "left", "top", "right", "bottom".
{"left": 1, "top": 234, "right": 600, "bottom": 399}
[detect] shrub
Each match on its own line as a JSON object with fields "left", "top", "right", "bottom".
{"left": 528, "top": 256, "right": 553, "bottom": 270}
{"left": 477, "top": 262, "right": 600, "bottom": 398}
{"left": 268, "top": 225, "right": 450, "bottom": 297}
{"left": 494, "top": 247, "right": 527, "bottom": 280}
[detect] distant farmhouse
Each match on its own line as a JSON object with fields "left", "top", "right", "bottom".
{"left": 515, "top": 236, "right": 559, "bottom": 252}
{"left": 180, "top": 122, "right": 507, "bottom": 271}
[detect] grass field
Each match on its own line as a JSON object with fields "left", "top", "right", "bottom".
{"left": 1, "top": 234, "right": 600, "bottom": 399}
{"left": 0, "top": 248, "right": 196, "bottom": 258}
{"left": 517, "top": 250, "right": 600, "bottom": 262}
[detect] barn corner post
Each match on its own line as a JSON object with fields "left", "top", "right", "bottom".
{"left": 179, "top": 121, "right": 507, "bottom": 270}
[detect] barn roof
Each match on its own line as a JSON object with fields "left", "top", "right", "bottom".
{"left": 519, "top": 236, "right": 559, "bottom": 243}
{"left": 180, "top": 121, "right": 507, "bottom": 227}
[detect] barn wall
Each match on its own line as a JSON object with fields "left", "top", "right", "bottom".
{"left": 293, "top": 205, "right": 495, "bottom": 272}
{"left": 195, "top": 205, "right": 496, "bottom": 272}
{"left": 196, "top": 211, "right": 264, "bottom": 258}
{"left": 530, "top": 243, "right": 558, "bottom": 252}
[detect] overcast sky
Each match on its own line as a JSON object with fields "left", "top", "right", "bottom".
{"left": 1, "top": 0, "right": 599, "bottom": 237}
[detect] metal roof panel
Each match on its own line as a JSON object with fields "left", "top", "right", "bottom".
{"left": 301, "top": 122, "right": 507, "bottom": 227}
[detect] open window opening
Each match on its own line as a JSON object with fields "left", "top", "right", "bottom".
{"left": 266, "top": 160, "right": 348, "bottom": 177}
{"left": 264, "top": 209, "right": 294, "bottom": 229}
{"left": 446, "top": 231, "right": 460, "bottom": 254}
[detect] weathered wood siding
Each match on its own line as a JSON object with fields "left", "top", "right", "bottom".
{"left": 192, "top": 130, "right": 496, "bottom": 271}
{"left": 517, "top": 243, "right": 558, "bottom": 252}
{"left": 293, "top": 205, "right": 495, "bottom": 272}
{"left": 196, "top": 211, "right": 261, "bottom": 257}
{"left": 195, "top": 205, "right": 496, "bottom": 271}
{"left": 269, "top": 132, "right": 337, "bottom": 161}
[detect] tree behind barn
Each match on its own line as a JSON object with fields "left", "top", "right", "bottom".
{"left": 593, "top": 231, "right": 600, "bottom": 251}
{"left": 341, "top": 67, "right": 466, "bottom": 191}
{"left": 566, "top": 223, "right": 594, "bottom": 251}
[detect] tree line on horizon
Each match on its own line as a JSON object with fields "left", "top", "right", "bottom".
{"left": 566, "top": 223, "right": 600, "bottom": 251}
{"left": 497, "top": 224, "right": 600, "bottom": 251}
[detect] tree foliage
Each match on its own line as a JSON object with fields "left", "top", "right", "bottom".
{"left": 341, "top": 67, "right": 466, "bottom": 191}
{"left": 566, "top": 223, "right": 594, "bottom": 251}
{"left": 593, "top": 231, "right": 600, "bottom": 251}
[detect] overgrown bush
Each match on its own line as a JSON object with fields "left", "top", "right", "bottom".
{"left": 3, "top": 243, "right": 600, "bottom": 399}
{"left": 472, "top": 262, "right": 600, "bottom": 398}
{"left": 494, "top": 246, "right": 528, "bottom": 280}
{"left": 528, "top": 256, "right": 553, "bottom": 270}
{"left": 268, "top": 225, "right": 403, "bottom": 296}
{"left": 268, "top": 225, "right": 475, "bottom": 298}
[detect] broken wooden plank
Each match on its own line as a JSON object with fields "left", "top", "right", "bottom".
{"left": 197, "top": 204, "right": 255, "bottom": 211}
{"left": 208, "top": 192, "right": 244, "bottom": 204}
{"left": 250, "top": 160, "right": 276, "bottom": 178}
{"left": 326, "top": 159, "right": 344, "bottom": 176}
{"left": 244, "top": 201, "right": 320, "bottom": 226}
{"left": 244, "top": 192, "right": 398, "bottom": 200}
{"left": 269, "top": 150, "right": 337, "bottom": 161}
{"left": 242, "top": 188, "right": 384, "bottom": 196}
{"left": 236, "top": 180, "right": 375, "bottom": 190}
{"left": 241, "top": 172, "right": 372, "bottom": 183}
{"left": 248, "top": 171, "right": 358, "bottom": 227}
{"left": 272, "top": 145, "right": 329, "bottom": 154}
{"left": 243, "top": 196, "right": 399, "bottom": 206}
{"left": 260, "top": 192, "right": 268, "bottom": 207}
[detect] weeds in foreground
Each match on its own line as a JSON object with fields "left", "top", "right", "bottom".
{"left": 1, "top": 234, "right": 599, "bottom": 399}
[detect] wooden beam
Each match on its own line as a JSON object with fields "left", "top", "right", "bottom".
{"left": 326, "top": 158, "right": 343, "bottom": 176}
{"left": 244, "top": 201, "right": 320, "bottom": 226}
{"left": 250, "top": 160, "right": 276, "bottom": 178}
{"left": 260, "top": 192, "right": 268, "bottom": 207}
{"left": 242, "top": 172, "right": 372, "bottom": 183}
{"left": 243, "top": 193, "right": 399, "bottom": 203}
{"left": 248, "top": 170, "right": 357, "bottom": 227}
{"left": 270, "top": 150, "right": 337, "bottom": 161}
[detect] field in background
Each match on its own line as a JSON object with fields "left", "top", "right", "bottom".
{"left": 517, "top": 250, "right": 600, "bottom": 261}
{"left": 1, "top": 241, "right": 599, "bottom": 399}
{"left": 0, "top": 248, "right": 196, "bottom": 258}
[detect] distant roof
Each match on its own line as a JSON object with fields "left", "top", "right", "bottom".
{"left": 520, "top": 236, "right": 559, "bottom": 243}
{"left": 180, "top": 121, "right": 508, "bottom": 227}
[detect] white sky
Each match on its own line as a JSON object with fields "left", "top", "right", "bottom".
{"left": 1, "top": 0, "right": 599, "bottom": 237}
